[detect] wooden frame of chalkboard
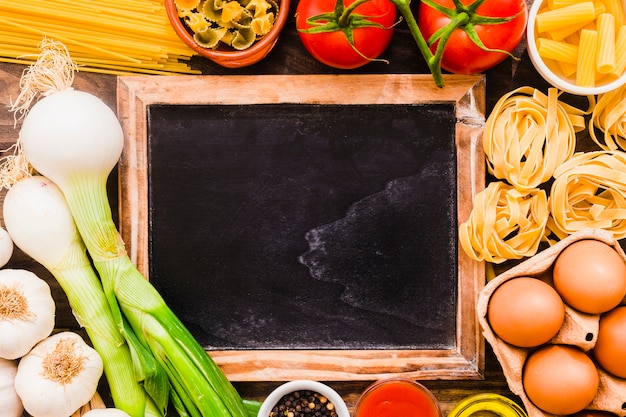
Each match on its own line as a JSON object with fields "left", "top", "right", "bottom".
{"left": 116, "top": 74, "right": 486, "bottom": 381}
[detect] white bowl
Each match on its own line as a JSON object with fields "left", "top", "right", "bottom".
{"left": 257, "top": 380, "right": 350, "bottom": 417}
{"left": 527, "top": 0, "right": 626, "bottom": 95}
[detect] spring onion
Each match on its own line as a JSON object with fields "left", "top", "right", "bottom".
{"left": 3, "top": 175, "right": 162, "bottom": 417}
{"left": 6, "top": 39, "right": 249, "bottom": 417}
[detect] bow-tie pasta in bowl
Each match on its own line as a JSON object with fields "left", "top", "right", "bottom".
{"left": 165, "top": 0, "right": 289, "bottom": 68}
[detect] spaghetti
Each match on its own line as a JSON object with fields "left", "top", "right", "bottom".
{"left": 0, "top": 0, "right": 200, "bottom": 75}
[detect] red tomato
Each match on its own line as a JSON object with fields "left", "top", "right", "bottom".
{"left": 417, "top": 0, "right": 528, "bottom": 74}
{"left": 295, "top": 0, "right": 397, "bottom": 69}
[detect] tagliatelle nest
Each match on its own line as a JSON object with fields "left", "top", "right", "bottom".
{"left": 548, "top": 150, "right": 626, "bottom": 240}
{"left": 483, "top": 87, "right": 589, "bottom": 191}
{"left": 175, "top": 0, "right": 278, "bottom": 50}
{"left": 589, "top": 84, "right": 626, "bottom": 151}
{"left": 459, "top": 181, "right": 550, "bottom": 264}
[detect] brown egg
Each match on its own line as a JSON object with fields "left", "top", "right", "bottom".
{"left": 523, "top": 345, "right": 599, "bottom": 415}
{"left": 553, "top": 239, "right": 626, "bottom": 314}
{"left": 488, "top": 277, "right": 565, "bottom": 348}
{"left": 593, "top": 306, "right": 626, "bottom": 378}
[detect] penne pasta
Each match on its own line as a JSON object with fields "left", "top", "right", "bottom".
{"left": 537, "top": 38, "right": 579, "bottom": 63}
{"left": 557, "top": 60, "right": 579, "bottom": 77}
{"left": 537, "top": 2, "right": 597, "bottom": 33}
{"left": 596, "top": 13, "right": 617, "bottom": 73}
{"left": 612, "top": 25, "right": 626, "bottom": 76}
{"left": 545, "top": 1, "right": 606, "bottom": 39}
{"left": 534, "top": 0, "right": 626, "bottom": 87}
{"left": 601, "top": 0, "right": 626, "bottom": 25}
{"left": 549, "top": 0, "right": 587, "bottom": 8}
{"left": 576, "top": 29, "right": 599, "bottom": 87}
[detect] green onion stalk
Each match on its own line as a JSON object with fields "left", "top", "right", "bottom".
{"left": 2, "top": 176, "right": 162, "bottom": 417}
{"left": 9, "top": 39, "right": 256, "bottom": 417}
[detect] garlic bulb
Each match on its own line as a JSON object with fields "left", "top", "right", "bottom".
{"left": 0, "top": 269, "right": 55, "bottom": 359}
{"left": 0, "top": 358, "right": 23, "bottom": 417}
{"left": 0, "top": 227, "right": 14, "bottom": 268}
{"left": 82, "top": 409, "right": 132, "bottom": 417}
{"left": 14, "top": 331, "right": 104, "bottom": 417}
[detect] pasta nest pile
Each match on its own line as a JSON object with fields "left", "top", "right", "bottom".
{"left": 460, "top": 85, "right": 626, "bottom": 263}
{"left": 175, "top": 0, "right": 278, "bottom": 50}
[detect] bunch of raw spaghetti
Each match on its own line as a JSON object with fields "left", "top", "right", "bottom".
{"left": 0, "top": 0, "right": 200, "bottom": 75}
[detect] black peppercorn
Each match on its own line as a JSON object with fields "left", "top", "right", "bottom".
{"left": 269, "top": 390, "right": 339, "bottom": 417}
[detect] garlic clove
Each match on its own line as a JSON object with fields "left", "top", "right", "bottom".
{"left": 0, "top": 358, "right": 23, "bottom": 417}
{"left": 0, "top": 227, "right": 14, "bottom": 268}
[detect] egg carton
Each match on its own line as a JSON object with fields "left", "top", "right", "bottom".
{"left": 477, "top": 228, "right": 626, "bottom": 417}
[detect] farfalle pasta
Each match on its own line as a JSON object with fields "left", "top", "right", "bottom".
{"left": 459, "top": 181, "right": 550, "bottom": 263}
{"left": 175, "top": 0, "right": 278, "bottom": 50}
{"left": 548, "top": 150, "right": 626, "bottom": 239}
{"left": 589, "top": 83, "right": 626, "bottom": 150}
{"left": 483, "top": 87, "right": 584, "bottom": 191}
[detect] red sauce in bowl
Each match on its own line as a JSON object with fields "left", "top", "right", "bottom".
{"left": 354, "top": 378, "right": 442, "bottom": 417}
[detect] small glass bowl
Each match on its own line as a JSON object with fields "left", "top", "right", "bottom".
{"left": 353, "top": 378, "right": 443, "bottom": 417}
{"left": 164, "top": 0, "right": 290, "bottom": 68}
{"left": 526, "top": 0, "right": 626, "bottom": 95}
{"left": 256, "top": 380, "right": 350, "bottom": 417}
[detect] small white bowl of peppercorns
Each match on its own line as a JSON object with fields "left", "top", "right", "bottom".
{"left": 257, "top": 380, "right": 350, "bottom": 417}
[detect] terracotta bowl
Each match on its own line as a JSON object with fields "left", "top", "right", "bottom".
{"left": 164, "top": 0, "right": 289, "bottom": 68}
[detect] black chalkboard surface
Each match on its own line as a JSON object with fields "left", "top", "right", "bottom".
{"left": 117, "top": 74, "right": 486, "bottom": 381}
{"left": 147, "top": 102, "right": 457, "bottom": 350}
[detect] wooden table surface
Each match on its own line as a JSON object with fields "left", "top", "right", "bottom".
{"left": 0, "top": 1, "right": 586, "bottom": 414}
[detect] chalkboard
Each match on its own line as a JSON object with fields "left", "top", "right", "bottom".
{"left": 117, "top": 74, "right": 486, "bottom": 381}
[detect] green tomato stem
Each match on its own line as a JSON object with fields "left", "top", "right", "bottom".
{"left": 388, "top": 0, "right": 445, "bottom": 87}
{"left": 432, "top": 12, "right": 470, "bottom": 60}
{"left": 337, "top": 0, "right": 374, "bottom": 26}
{"left": 391, "top": 0, "right": 521, "bottom": 88}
